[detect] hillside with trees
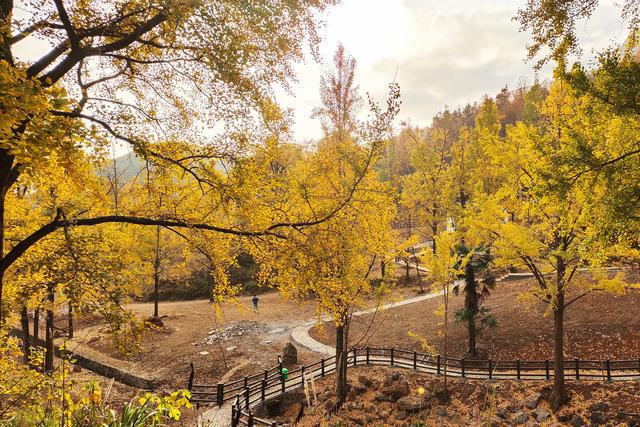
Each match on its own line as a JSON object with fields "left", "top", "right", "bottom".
{"left": 1, "top": 0, "right": 639, "bottom": 425}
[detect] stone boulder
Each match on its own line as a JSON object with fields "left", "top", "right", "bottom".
{"left": 353, "top": 383, "right": 368, "bottom": 394}
{"left": 524, "top": 392, "right": 542, "bottom": 409}
{"left": 375, "top": 373, "right": 409, "bottom": 402}
{"left": 512, "top": 411, "right": 529, "bottom": 425}
{"left": 570, "top": 415, "right": 586, "bottom": 427}
{"left": 397, "top": 395, "right": 426, "bottom": 412}
{"left": 589, "top": 402, "right": 609, "bottom": 412}
{"left": 357, "top": 375, "right": 373, "bottom": 387}
{"left": 376, "top": 382, "right": 409, "bottom": 402}
{"left": 590, "top": 411, "right": 608, "bottom": 426}
{"left": 383, "top": 371, "right": 403, "bottom": 385}
{"left": 282, "top": 342, "right": 297, "bottom": 365}
{"left": 535, "top": 408, "right": 550, "bottom": 423}
{"left": 556, "top": 408, "right": 573, "bottom": 422}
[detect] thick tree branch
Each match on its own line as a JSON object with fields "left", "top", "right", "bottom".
{"left": 0, "top": 215, "right": 284, "bottom": 275}
{"left": 53, "top": 0, "right": 79, "bottom": 50}
{"left": 568, "top": 147, "right": 640, "bottom": 181}
{"left": 564, "top": 288, "right": 602, "bottom": 308}
{"left": 27, "top": 39, "right": 70, "bottom": 79}
{"left": 11, "top": 19, "right": 64, "bottom": 45}
{"left": 36, "top": 13, "right": 166, "bottom": 85}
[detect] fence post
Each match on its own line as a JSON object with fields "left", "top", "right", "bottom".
{"left": 488, "top": 359, "right": 492, "bottom": 379}
{"left": 413, "top": 351, "right": 417, "bottom": 370}
{"left": 606, "top": 359, "right": 611, "bottom": 382}
{"left": 575, "top": 358, "right": 580, "bottom": 380}
{"left": 301, "top": 366, "right": 305, "bottom": 387}
{"left": 436, "top": 354, "right": 441, "bottom": 375}
{"left": 321, "top": 358, "right": 325, "bottom": 377}
{"left": 281, "top": 368, "right": 286, "bottom": 393}
{"left": 247, "top": 410, "right": 254, "bottom": 427}
{"left": 243, "top": 376, "right": 248, "bottom": 389}
{"left": 264, "top": 369, "right": 268, "bottom": 381}
{"left": 216, "top": 383, "right": 224, "bottom": 407}
{"left": 188, "top": 362, "right": 194, "bottom": 391}
{"left": 366, "top": 347, "right": 370, "bottom": 365}
{"left": 516, "top": 360, "right": 521, "bottom": 380}
{"left": 261, "top": 379, "right": 266, "bottom": 402}
{"left": 545, "top": 360, "right": 550, "bottom": 381}
{"left": 244, "top": 387, "right": 249, "bottom": 409}
{"left": 232, "top": 396, "right": 241, "bottom": 427}
{"left": 461, "top": 358, "right": 466, "bottom": 378}
{"left": 390, "top": 348, "right": 395, "bottom": 366}
{"left": 231, "top": 404, "right": 237, "bottom": 427}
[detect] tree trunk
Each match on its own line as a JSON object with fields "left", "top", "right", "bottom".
{"left": 45, "top": 284, "right": 55, "bottom": 373}
{"left": 551, "top": 257, "right": 568, "bottom": 409}
{"left": 153, "top": 226, "right": 161, "bottom": 318}
{"left": 0, "top": 179, "right": 6, "bottom": 323}
{"left": 551, "top": 294, "right": 567, "bottom": 409}
{"left": 68, "top": 303, "right": 73, "bottom": 339}
{"left": 412, "top": 247, "right": 421, "bottom": 280}
{"left": 464, "top": 263, "right": 479, "bottom": 358}
{"left": 467, "top": 317, "right": 477, "bottom": 359}
{"left": 442, "top": 287, "right": 449, "bottom": 399}
{"left": 405, "top": 254, "right": 410, "bottom": 280}
{"left": 33, "top": 308, "right": 39, "bottom": 342}
{"left": 431, "top": 224, "right": 438, "bottom": 254}
{"left": 20, "top": 306, "right": 31, "bottom": 363}
{"left": 380, "top": 260, "right": 386, "bottom": 278}
{"left": 0, "top": 146, "right": 17, "bottom": 324}
{"left": 335, "top": 324, "right": 347, "bottom": 404}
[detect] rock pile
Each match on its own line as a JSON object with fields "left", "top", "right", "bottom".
{"left": 199, "top": 321, "right": 263, "bottom": 345}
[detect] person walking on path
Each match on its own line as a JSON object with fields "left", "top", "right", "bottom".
{"left": 252, "top": 295, "right": 259, "bottom": 313}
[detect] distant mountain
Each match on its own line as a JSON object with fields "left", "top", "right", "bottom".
{"left": 104, "top": 152, "right": 146, "bottom": 183}
{"left": 104, "top": 151, "right": 228, "bottom": 183}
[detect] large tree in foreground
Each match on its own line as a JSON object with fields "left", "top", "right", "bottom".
{"left": 0, "top": 0, "right": 347, "bottom": 319}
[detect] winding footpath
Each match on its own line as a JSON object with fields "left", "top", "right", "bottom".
{"left": 290, "top": 268, "right": 537, "bottom": 355}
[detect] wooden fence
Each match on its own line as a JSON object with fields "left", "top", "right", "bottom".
{"left": 187, "top": 347, "right": 640, "bottom": 427}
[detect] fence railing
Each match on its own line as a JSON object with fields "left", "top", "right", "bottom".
{"left": 187, "top": 346, "right": 640, "bottom": 426}
{"left": 188, "top": 357, "right": 285, "bottom": 405}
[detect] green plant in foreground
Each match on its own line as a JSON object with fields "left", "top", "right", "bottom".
{"left": 5, "top": 379, "right": 191, "bottom": 427}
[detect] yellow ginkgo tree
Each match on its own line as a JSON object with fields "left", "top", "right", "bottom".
{"left": 463, "top": 78, "right": 638, "bottom": 409}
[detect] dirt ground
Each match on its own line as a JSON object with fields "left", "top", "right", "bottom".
{"left": 311, "top": 276, "right": 640, "bottom": 361}
{"left": 64, "top": 292, "right": 325, "bottom": 394}
{"left": 60, "top": 273, "right": 427, "bottom": 394}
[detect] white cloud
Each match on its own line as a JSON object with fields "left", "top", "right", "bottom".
{"left": 282, "top": 0, "right": 628, "bottom": 140}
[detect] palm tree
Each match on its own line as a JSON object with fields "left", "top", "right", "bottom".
{"left": 453, "top": 244, "right": 497, "bottom": 359}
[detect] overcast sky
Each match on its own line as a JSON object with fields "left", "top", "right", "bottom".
{"left": 14, "top": 1, "right": 629, "bottom": 149}
{"left": 283, "top": 0, "right": 629, "bottom": 142}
